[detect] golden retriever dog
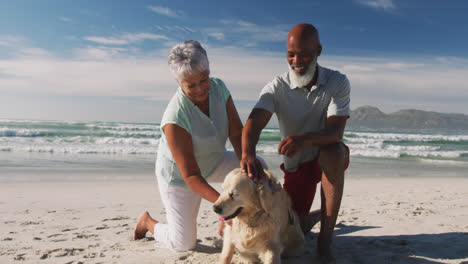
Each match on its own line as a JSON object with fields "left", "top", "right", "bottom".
{"left": 213, "top": 168, "right": 304, "bottom": 264}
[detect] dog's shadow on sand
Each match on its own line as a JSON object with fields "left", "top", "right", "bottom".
{"left": 194, "top": 243, "right": 220, "bottom": 254}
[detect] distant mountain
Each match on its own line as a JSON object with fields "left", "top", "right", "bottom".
{"left": 347, "top": 106, "right": 468, "bottom": 132}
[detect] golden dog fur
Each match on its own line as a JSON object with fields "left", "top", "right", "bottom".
{"left": 213, "top": 168, "right": 304, "bottom": 264}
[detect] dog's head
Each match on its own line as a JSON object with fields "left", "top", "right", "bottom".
{"left": 213, "top": 168, "right": 260, "bottom": 221}
{"left": 213, "top": 168, "right": 282, "bottom": 221}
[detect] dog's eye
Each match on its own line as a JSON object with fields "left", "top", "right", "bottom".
{"left": 229, "top": 192, "right": 234, "bottom": 199}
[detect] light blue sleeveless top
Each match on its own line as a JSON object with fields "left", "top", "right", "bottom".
{"left": 155, "top": 77, "right": 231, "bottom": 187}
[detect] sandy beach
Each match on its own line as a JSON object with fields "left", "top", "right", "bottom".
{"left": 1, "top": 167, "right": 468, "bottom": 264}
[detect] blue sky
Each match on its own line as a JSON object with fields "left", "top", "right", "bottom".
{"left": 1, "top": 0, "right": 467, "bottom": 123}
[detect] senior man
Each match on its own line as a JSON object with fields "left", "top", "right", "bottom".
{"left": 241, "top": 23, "right": 350, "bottom": 262}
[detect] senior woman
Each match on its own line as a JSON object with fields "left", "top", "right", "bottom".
{"left": 133, "top": 40, "right": 250, "bottom": 251}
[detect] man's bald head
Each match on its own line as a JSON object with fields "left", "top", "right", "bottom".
{"left": 287, "top": 23, "right": 321, "bottom": 48}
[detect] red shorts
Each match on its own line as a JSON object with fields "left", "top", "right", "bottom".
{"left": 282, "top": 143, "right": 349, "bottom": 216}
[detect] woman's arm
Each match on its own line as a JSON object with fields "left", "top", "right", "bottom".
{"left": 163, "top": 124, "right": 220, "bottom": 203}
{"left": 226, "top": 96, "right": 243, "bottom": 160}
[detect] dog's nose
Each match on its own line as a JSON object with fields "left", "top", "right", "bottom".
{"left": 213, "top": 205, "right": 222, "bottom": 214}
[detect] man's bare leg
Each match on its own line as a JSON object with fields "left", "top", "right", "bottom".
{"left": 133, "top": 211, "right": 158, "bottom": 240}
{"left": 318, "top": 143, "right": 346, "bottom": 262}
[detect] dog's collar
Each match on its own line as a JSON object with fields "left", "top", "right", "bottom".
{"left": 224, "top": 207, "right": 243, "bottom": 221}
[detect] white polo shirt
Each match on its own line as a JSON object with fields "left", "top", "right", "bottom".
{"left": 254, "top": 64, "right": 351, "bottom": 172}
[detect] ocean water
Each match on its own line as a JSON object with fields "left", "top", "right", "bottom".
{"left": 1, "top": 119, "right": 468, "bottom": 180}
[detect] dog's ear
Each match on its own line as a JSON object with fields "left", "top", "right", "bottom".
{"left": 262, "top": 169, "right": 282, "bottom": 193}
{"left": 258, "top": 182, "right": 273, "bottom": 213}
{"left": 258, "top": 170, "right": 282, "bottom": 213}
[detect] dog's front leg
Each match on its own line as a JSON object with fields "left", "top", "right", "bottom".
{"left": 220, "top": 227, "right": 235, "bottom": 264}
{"left": 260, "top": 244, "right": 282, "bottom": 264}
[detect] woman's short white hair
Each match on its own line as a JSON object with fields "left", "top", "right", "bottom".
{"left": 168, "top": 40, "right": 210, "bottom": 81}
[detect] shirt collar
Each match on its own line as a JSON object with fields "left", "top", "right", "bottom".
{"left": 289, "top": 64, "right": 326, "bottom": 90}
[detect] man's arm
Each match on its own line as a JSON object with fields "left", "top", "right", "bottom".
{"left": 278, "top": 116, "right": 348, "bottom": 158}
{"left": 241, "top": 108, "right": 273, "bottom": 181}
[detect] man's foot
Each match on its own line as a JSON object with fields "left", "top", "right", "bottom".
{"left": 133, "top": 211, "right": 157, "bottom": 240}
{"left": 308, "top": 209, "right": 321, "bottom": 229}
{"left": 318, "top": 254, "right": 336, "bottom": 264}
{"left": 317, "top": 236, "right": 335, "bottom": 264}
{"left": 300, "top": 209, "right": 321, "bottom": 234}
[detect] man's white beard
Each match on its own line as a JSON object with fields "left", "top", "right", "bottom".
{"left": 288, "top": 59, "right": 317, "bottom": 88}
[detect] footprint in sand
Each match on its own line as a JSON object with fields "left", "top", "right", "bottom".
{"left": 73, "top": 233, "right": 99, "bottom": 239}
{"left": 14, "top": 253, "right": 26, "bottom": 260}
{"left": 46, "top": 234, "right": 68, "bottom": 242}
{"left": 87, "top": 243, "right": 100, "bottom": 248}
{"left": 20, "top": 221, "right": 43, "bottom": 226}
{"left": 83, "top": 252, "right": 98, "bottom": 258}
{"left": 47, "top": 234, "right": 62, "bottom": 238}
{"left": 102, "top": 216, "right": 130, "bottom": 222}
{"left": 39, "top": 248, "right": 85, "bottom": 259}
{"left": 110, "top": 243, "right": 126, "bottom": 251}
{"left": 51, "top": 239, "right": 68, "bottom": 242}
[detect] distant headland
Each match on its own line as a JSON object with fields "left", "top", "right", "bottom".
{"left": 348, "top": 106, "right": 468, "bottom": 132}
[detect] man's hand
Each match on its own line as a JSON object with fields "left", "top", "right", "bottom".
{"left": 278, "top": 133, "right": 308, "bottom": 157}
{"left": 240, "top": 154, "right": 265, "bottom": 183}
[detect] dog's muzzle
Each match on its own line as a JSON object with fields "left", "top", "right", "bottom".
{"left": 213, "top": 206, "right": 243, "bottom": 221}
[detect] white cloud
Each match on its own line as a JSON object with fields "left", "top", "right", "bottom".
{"left": 84, "top": 36, "right": 129, "bottom": 45}
{"left": 74, "top": 46, "right": 129, "bottom": 60}
{"left": 84, "top": 33, "right": 168, "bottom": 45}
{"left": 355, "top": 0, "right": 395, "bottom": 11}
{"left": 215, "top": 20, "right": 289, "bottom": 43}
{"left": 122, "top": 33, "right": 168, "bottom": 42}
{"left": 59, "top": 17, "right": 72, "bottom": 22}
{"left": 322, "top": 55, "right": 468, "bottom": 113}
{"left": 18, "top": 48, "right": 51, "bottom": 57}
{"left": 0, "top": 35, "right": 25, "bottom": 47}
{"left": 1, "top": 42, "right": 468, "bottom": 116}
{"left": 207, "top": 32, "right": 225, "bottom": 41}
{"left": 147, "top": 6, "right": 184, "bottom": 18}
{"left": 184, "top": 26, "right": 195, "bottom": 33}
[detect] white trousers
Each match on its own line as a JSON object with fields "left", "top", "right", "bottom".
{"left": 154, "top": 151, "right": 240, "bottom": 251}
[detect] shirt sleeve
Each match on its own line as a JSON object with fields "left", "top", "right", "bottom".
{"left": 211, "top": 77, "right": 231, "bottom": 103}
{"left": 327, "top": 74, "right": 351, "bottom": 117}
{"left": 160, "top": 94, "right": 192, "bottom": 135}
{"left": 253, "top": 80, "right": 276, "bottom": 113}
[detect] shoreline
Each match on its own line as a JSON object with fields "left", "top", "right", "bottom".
{"left": 2, "top": 153, "right": 468, "bottom": 183}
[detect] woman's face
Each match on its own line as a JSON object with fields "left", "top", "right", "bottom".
{"left": 178, "top": 71, "right": 210, "bottom": 105}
